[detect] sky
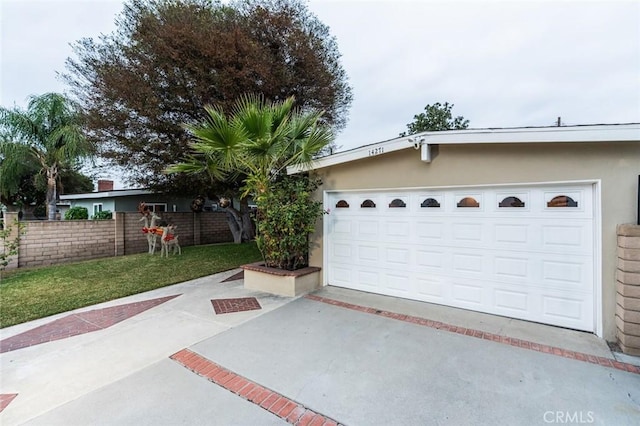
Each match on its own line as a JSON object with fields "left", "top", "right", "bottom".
{"left": 1, "top": 0, "right": 639, "bottom": 187}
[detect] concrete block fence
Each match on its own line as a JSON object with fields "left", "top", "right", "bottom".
{"left": 3, "top": 211, "right": 233, "bottom": 269}
{"left": 616, "top": 224, "right": 640, "bottom": 355}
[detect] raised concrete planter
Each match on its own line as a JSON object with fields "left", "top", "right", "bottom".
{"left": 242, "top": 262, "right": 321, "bottom": 297}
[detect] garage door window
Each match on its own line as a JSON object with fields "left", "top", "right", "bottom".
{"left": 361, "top": 199, "right": 376, "bottom": 208}
{"left": 335, "top": 200, "right": 349, "bottom": 208}
{"left": 499, "top": 196, "right": 526, "bottom": 208}
{"left": 547, "top": 195, "right": 578, "bottom": 207}
{"left": 389, "top": 199, "right": 406, "bottom": 208}
{"left": 457, "top": 197, "right": 480, "bottom": 208}
{"left": 421, "top": 198, "right": 441, "bottom": 208}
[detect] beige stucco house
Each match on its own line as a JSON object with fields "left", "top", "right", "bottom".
{"left": 292, "top": 123, "right": 640, "bottom": 342}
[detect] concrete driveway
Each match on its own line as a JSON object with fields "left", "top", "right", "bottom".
{"left": 1, "top": 271, "right": 639, "bottom": 425}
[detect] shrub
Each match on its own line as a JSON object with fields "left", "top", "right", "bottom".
{"left": 65, "top": 206, "right": 89, "bottom": 220}
{"left": 92, "top": 210, "right": 113, "bottom": 220}
{"left": 1, "top": 219, "right": 26, "bottom": 272}
{"left": 33, "top": 205, "right": 46, "bottom": 219}
{"left": 255, "top": 176, "right": 325, "bottom": 270}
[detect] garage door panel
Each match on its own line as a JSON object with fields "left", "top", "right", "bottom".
{"left": 357, "top": 220, "right": 380, "bottom": 239}
{"left": 332, "top": 219, "right": 353, "bottom": 235}
{"left": 543, "top": 296, "right": 584, "bottom": 320}
{"left": 541, "top": 259, "right": 589, "bottom": 289}
{"left": 384, "top": 272, "right": 411, "bottom": 293}
{"left": 452, "top": 252, "right": 485, "bottom": 274}
{"left": 416, "top": 249, "right": 445, "bottom": 269}
{"left": 356, "top": 270, "right": 380, "bottom": 290}
{"left": 357, "top": 244, "right": 379, "bottom": 263}
{"left": 415, "top": 276, "right": 446, "bottom": 299}
{"left": 493, "top": 256, "right": 529, "bottom": 279}
{"left": 327, "top": 184, "right": 595, "bottom": 332}
{"left": 384, "top": 246, "right": 411, "bottom": 266}
{"left": 493, "top": 288, "right": 529, "bottom": 313}
{"left": 451, "top": 281, "right": 485, "bottom": 306}
{"left": 417, "top": 221, "right": 445, "bottom": 240}
{"left": 494, "top": 224, "right": 530, "bottom": 244}
{"left": 384, "top": 220, "right": 411, "bottom": 241}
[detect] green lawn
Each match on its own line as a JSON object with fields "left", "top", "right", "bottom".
{"left": 0, "top": 242, "right": 262, "bottom": 328}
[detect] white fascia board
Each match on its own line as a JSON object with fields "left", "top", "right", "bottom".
{"left": 60, "top": 189, "right": 153, "bottom": 200}
{"left": 288, "top": 123, "right": 640, "bottom": 174}
{"left": 421, "top": 123, "right": 640, "bottom": 144}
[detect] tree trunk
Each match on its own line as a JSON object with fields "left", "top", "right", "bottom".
{"left": 46, "top": 165, "right": 58, "bottom": 221}
{"left": 225, "top": 207, "right": 243, "bottom": 244}
{"left": 239, "top": 198, "right": 255, "bottom": 241}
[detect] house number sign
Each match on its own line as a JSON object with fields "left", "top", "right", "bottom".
{"left": 368, "top": 147, "right": 384, "bottom": 156}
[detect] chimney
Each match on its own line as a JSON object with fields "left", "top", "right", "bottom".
{"left": 97, "top": 180, "right": 114, "bottom": 192}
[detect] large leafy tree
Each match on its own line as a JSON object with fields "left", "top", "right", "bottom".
{"left": 400, "top": 102, "right": 469, "bottom": 136}
{"left": 168, "top": 94, "right": 331, "bottom": 249}
{"left": 64, "top": 0, "right": 352, "bottom": 195}
{"left": 0, "top": 93, "right": 94, "bottom": 220}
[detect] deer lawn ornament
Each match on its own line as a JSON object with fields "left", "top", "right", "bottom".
{"left": 160, "top": 224, "right": 181, "bottom": 257}
{"left": 138, "top": 202, "right": 163, "bottom": 254}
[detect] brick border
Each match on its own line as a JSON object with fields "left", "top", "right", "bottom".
{"left": 0, "top": 295, "right": 181, "bottom": 354}
{"left": 211, "top": 297, "right": 262, "bottom": 314}
{"left": 305, "top": 294, "right": 640, "bottom": 375}
{"left": 0, "top": 394, "right": 18, "bottom": 413}
{"left": 170, "top": 349, "right": 341, "bottom": 426}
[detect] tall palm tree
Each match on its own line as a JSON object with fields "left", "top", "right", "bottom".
{"left": 168, "top": 94, "right": 332, "bottom": 243}
{"left": 0, "top": 93, "right": 94, "bottom": 220}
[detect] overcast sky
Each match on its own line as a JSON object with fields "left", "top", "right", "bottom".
{"left": 1, "top": 0, "right": 639, "bottom": 185}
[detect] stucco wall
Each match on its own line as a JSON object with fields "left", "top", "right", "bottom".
{"left": 310, "top": 142, "right": 640, "bottom": 340}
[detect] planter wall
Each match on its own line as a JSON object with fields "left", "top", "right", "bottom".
{"left": 242, "top": 262, "right": 321, "bottom": 297}
{"left": 616, "top": 224, "right": 640, "bottom": 355}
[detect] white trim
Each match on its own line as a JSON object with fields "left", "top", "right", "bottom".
{"left": 290, "top": 123, "right": 640, "bottom": 174}
{"left": 593, "top": 180, "right": 603, "bottom": 338}
{"left": 60, "top": 189, "right": 153, "bottom": 200}
{"left": 323, "top": 190, "right": 330, "bottom": 287}
{"left": 322, "top": 179, "right": 601, "bottom": 194}
{"left": 322, "top": 179, "right": 602, "bottom": 334}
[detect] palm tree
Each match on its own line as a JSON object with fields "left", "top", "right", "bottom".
{"left": 172, "top": 95, "right": 331, "bottom": 194}
{"left": 0, "top": 93, "right": 94, "bottom": 220}
{"left": 168, "top": 94, "right": 332, "bottom": 245}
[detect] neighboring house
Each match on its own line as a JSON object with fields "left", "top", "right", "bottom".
{"left": 292, "top": 123, "right": 639, "bottom": 342}
{"left": 60, "top": 180, "right": 220, "bottom": 217}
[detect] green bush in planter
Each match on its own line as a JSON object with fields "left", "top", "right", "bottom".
{"left": 65, "top": 206, "right": 89, "bottom": 220}
{"left": 92, "top": 210, "right": 112, "bottom": 220}
{"left": 255, "top": 176, "right": 324, "bottom": 271}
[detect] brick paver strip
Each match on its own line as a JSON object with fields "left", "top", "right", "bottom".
{"left": 221, "top": 271, "right": 244, "bottom": 282}
{"left": 170, "top": 349, "right": 343, "bottom": 425}
{"left": 211, "top": 297, "right": 261, "bottom": 315}
{"left": 0, "top": 295, "right": 180, "bottom": 354}
{"left": 0, "top": 394, "right": 18, "bottom": 413}
{"left": 305, "top": 294, "right": 640, "bottom": 375}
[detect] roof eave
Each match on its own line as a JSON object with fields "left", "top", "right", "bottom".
{"left": 288, "top": 123, "right": 640, "bottom": 174}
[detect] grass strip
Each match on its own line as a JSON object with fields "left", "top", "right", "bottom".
{"left": 0, "top": 242, "right": 262, "bottom": 328}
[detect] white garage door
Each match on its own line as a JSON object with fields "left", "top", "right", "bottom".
{"left": 326, "top": 184, "right": 596, "bottom": 332}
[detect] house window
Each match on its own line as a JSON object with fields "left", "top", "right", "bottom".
{"left": 93, "top": 203, "right": 103, "bottom": 215}
{"left": 547, "top": 195, "right": 578, "bottom": 207}
{"left": 144, "top": 203, "right": 167, "bottom": 212}
{"left": 336, "top": 200, "right": 350, "bottom": 208}
{"left": 388, "top": 199, "right": 406, "bottom": 208}
{"left": 361, "top": 199, "right": 376, "bottom": 208}
{"left": 499, "top": 196, "right": 525, "bottom": 208}
{"left": 457, "top": 197, "right": 480, "bottom": 208}
{"left": 421, "top": 198, "right": 441, "bottom": 208}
